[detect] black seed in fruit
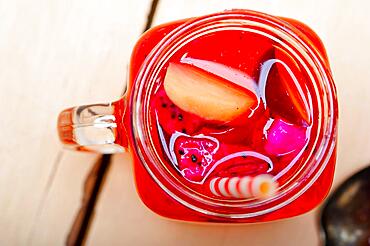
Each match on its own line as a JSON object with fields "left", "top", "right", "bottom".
{"left": 178, "top": 150, "right": 184, "bottom": 155}
{"left": 178, "top": 114, "right": 183, "bottom": 121}
{"left": 191, "top": 154, "right": 197, "bottom": 163}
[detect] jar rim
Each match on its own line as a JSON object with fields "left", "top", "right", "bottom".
{"left": 130, "top": 9, "right": 338, "bottom": 218}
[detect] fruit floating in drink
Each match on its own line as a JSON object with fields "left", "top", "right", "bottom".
{"left": 128, "top": 10, "right": 337, "bottom": 222}
{"left": 149, "top": 30, "right": 311, "bottom": 200}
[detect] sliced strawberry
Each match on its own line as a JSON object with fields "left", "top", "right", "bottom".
{"left": 260, "top": 47, "right": 311, "bottom": 125}
{"left": 205, "top": 143, "right": 273, "bottom": 179}
{"left": 216, "top": 162, "right": 269, "bottom": 177}
{"left": 213, "top": 147, "right": 272, "bottom": 178}
{"left": 151, "top": 88, "right": 202, "bottom": 135}
{"left": 164, "top": 63, "right": 258, "bottom": 122}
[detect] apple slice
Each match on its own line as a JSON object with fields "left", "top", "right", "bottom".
{"left": 180, "top": 57, "right": 258, "bottom": 96}
{"left": 163, "top": 63, "right": 258, "bottom": 122}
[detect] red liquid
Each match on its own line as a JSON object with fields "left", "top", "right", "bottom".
{"left": 128, "top": 16, "right": 336, "bottom": 222}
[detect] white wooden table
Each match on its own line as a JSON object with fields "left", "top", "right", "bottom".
{"left": 1, "top": 0, "right": 369, "bottom": 245}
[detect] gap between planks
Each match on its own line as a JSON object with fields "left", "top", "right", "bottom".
{"left": 65, "top": 0, "right": 160, "bottom": 245}
{"left": 27, "top": 151, "right": 64, "bottom": 244}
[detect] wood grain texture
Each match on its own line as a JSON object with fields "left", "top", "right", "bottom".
{"left": 1, "top": 0, "right": 369, "bottom": 245}
{"left": 86, "top": 0, "right": 370, "bottom": 245}
{"left": 0, "top": 0, "right": 151, "bottom": 245}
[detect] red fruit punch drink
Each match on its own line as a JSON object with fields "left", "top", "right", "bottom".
{"left": 127, "top": 10, "right": 338, "bottom": 222}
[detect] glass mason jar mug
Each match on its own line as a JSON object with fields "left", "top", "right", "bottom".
{"left": 57, "top": 9, "right": 338, "bottom": 223}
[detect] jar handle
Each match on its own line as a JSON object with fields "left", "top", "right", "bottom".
{"left": 57, "top": 99, "right": 128, "bottom": 153}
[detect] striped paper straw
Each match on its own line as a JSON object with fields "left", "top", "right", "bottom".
{"left": 209, "top": 174, "right": 277, "bottom": 199}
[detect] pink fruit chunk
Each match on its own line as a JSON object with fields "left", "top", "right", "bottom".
{"left": 171, "top": 135, "right": 219, "bottom": 182}
{"left": 151, "top": 88, "right": 202, "bottom": 135}
{"left": 264, "top": 118, "right": 307, "bottom": 156}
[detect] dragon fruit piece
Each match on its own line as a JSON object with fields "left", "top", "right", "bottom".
{"left": 151, "top": 88, "right": 202, "bottom": 135}
{"left": 264, "top": 118, "right": 307, "bottom": 156}
{"left": 172, "top": 134, "right": 219, "bottom": 182}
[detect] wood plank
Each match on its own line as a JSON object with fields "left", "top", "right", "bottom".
{"left": 87, "top": 0, "right": 370, "bottom": 245}
{"left": 0, "top": 0, "right": 152, "bottom": 245}
{"left": 28, "top": 152, "right": 98, "bottom": 245}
